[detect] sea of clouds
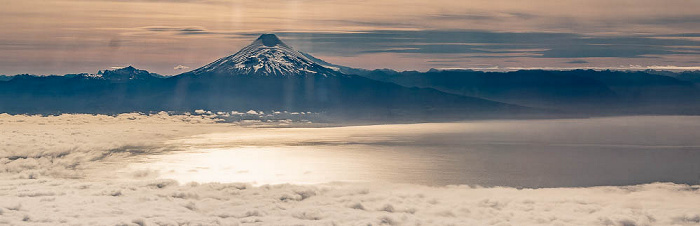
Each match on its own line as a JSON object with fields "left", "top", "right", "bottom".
{"left": 3, "top": 179, "right": 700, "bottom": 226}
{"left": 1, "top": 113, "right": 700, "bottom": 226}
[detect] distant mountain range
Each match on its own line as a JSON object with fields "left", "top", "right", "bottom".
{"left": 352, "top": 69, "right": 700, "bottom": 115}
{"left": 0, "top": 34, "right": 533, "bottom": 121}
{"left": 0, "top": 34, "right": 698, "bottom": 120}
{"left": 306, "top": 53, "right": 700, "bottom": 115}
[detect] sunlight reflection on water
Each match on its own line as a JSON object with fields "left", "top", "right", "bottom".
{"left": 126, "top": 116, "right": 700, "bottom": 187}
{"left": 131, "top": 146, "right": 372, "bottom": 185}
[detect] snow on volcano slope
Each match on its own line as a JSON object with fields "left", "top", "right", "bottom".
{"left": 190, "top": 34, "right": 340, "bottom": 77}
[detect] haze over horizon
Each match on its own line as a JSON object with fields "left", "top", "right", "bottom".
{"left": 2, "top": 0, "right": 699, "bottom": 75}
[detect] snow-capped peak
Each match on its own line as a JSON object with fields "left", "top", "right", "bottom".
{"left": 257, "top": 33, "right": 284, "bottom": 47}
{"left": 190, "top": 34, "right": 340, "bottom": 77}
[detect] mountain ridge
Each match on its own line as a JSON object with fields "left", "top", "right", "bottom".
{"left": 1, "top": 34, "right": 697, "bottom": 119}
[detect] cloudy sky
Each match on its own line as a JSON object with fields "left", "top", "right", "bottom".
{"left": 1, "top": 0, "right": 699, "bottom": 75}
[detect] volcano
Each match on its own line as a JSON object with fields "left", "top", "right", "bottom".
{"left": 190, "top": 34, "right": 340, "bottom": 77}
{"left": 169, "top": 34, "right": 532, "bottom": 120}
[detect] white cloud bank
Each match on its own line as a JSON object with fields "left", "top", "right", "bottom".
{"left": 174, "top": 65, "right": 190, "bottom": 70}
{"left": 0, "top": 112, "right": 318, "bottom": 180}
{"left": 0, "top": 113, "right": 230, "bottom": 180}
{"left": 1, "top": 179, "right": 699, "bottom": 226}
{"left": 1, "top": 114, "right": 700, "bottom": 225}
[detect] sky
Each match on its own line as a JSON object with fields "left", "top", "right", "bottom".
{"left": 1, "top": 0, "right": 699, "bottom": 75}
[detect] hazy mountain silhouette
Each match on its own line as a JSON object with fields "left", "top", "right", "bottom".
{"left": 672, "top": 71, "right": 700, "bottom": 84}
{"left": 95, "top": 66, "right": 164, "bottom": 81}
{"left": 350, "top": 69, "right": 700, "bottom": 115}
{"left": 304, "top": 56, "right": 699, "bottom": 115}
{"left": 0, "top": 75, "right": 12, "bottom": 82}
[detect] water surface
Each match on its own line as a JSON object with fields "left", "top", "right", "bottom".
{"left": 127, "top": 116, "right": 700, "bottom": 187}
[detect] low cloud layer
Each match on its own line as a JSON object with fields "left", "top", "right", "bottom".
{"left": 1, "top": 179, "right": 699, "bottom": 225}
{"left": 0, "top": 112, "right": 320, "bottom": 180}
{"left": 0, "top": 113, "right": 228, "bottom": 179}
{"left": 2, "top": 114, "right": 700, "bottom": 225}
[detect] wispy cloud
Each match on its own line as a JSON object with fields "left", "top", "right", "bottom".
{"left": 270, "top": 30, "right": 700, "bottom": 59}
{"left": 566, "top": 60, "right": 590, "bottom": 64}
{"left": 438, "top": 65, "right": 700, "bottom": 72}
{"left": 173, "top": 65, "right": 190, "bottom": 70}
{"left": 430, "top": 12, "right": 538, "bottom": 22}
{"left": 142, "top": 26, "right": 215, "bottom": 35}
